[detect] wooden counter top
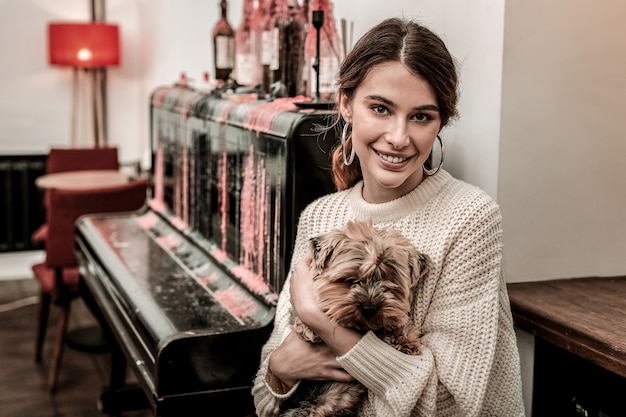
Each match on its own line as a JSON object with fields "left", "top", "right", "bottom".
{"left": 507, "top": 276, "right": 626, "bottom": 378}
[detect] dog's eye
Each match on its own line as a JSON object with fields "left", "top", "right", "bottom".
{"left": 341, "top": 276, "right": 358, "bottom": 287}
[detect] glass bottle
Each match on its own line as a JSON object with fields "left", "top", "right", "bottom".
{"left": 212, "top": 0, "right": 235, "bottom": 82}
{"left": 304, "top": 0, "right": 341, "bottom": 101}
{"left": 259, "top": 0, "right": 277, "bottom": 97}
{"left": 235, "top": 0, "right": 262, "bottom": 87}
{"left": 301, "top": 0, "right": 310, "bottom": 26}
{"left": 269, "top": 0, "right": 306, "bottom": 97}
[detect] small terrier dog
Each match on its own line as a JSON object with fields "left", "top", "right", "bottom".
{"left": 279, "top": 220, "right": 431, "bottom": 417}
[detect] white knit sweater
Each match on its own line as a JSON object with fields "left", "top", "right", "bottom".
{"left": 252, "top": 170, "right": 526, "bottom": 416}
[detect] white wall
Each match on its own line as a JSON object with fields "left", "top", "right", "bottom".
{"left": 0, "top": 0, "right": 89, "bottom": 153}
{"left": 499, "top": 0, "right": 626, "bottom": 282}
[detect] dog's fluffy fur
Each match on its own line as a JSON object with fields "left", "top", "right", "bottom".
{"left": 279, "top": 220, "right": 431, "bottom": 417}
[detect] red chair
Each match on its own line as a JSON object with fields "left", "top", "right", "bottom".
{"left": 32, "top": 179, "right": 147, "bottom": 393}
{"left": 31, "top": 147, "right": 120, "bottom": 245}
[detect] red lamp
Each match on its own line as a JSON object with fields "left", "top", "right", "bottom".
{"left": 47, "top": 22, "right": 120, "bottom": 147}
{"left": 48, "top": 23, "right": 120, "bottom": 68}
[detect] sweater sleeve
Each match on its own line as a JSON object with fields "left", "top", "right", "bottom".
{"left": 336, "top": 194, "right": 506, "bottom": 416}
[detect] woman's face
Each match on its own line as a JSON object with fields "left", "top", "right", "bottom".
{"left": 340, "top": 61, "right": 442, "bottom": 203}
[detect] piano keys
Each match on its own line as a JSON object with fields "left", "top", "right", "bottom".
{"left": 74, "top": 85, "right": 338, "bottom": 416}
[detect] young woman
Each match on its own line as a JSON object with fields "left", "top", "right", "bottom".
{"left": 252, "top": 17, "right": 526, "bottom": 416}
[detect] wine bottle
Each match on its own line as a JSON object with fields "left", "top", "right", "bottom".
{"left": 212, "top": 0, "right": 235, "bottom": 82}
{"left": 269, "top": 0, "right": 306, "bottom": 97}
{"left": 235, "top": 0, "right": 262, "bottom": 87}
{"left": 260, "top": 0, "right": 277, "bottom": 96}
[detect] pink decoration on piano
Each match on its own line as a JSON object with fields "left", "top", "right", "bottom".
{"left": 169, "top": 216, "right": 188, "bottom": 230}
{"left": 240, "top": 144, "right": 260, "bottom": 273}
{"left": 214, "top": 99, "right": 240, "bottom": 124}
{"left": 152, "top": 87, "right": 174, "bottom": 108}
{"left": 272, "top": 160, "right": 282, "bottom": 292}
{"left": 149, "top": 198, "right": 166, "bottom": 212}
{"left": 197, "top": 271, "right": 219, "bottom": 286}
{"left": 153, "top": 139, "right": 165, "bottom": 205}
{"left": 220, "top": 151, "right": 228, "bottom": 252}
{"left": 182, "top": 133, "right": 189, "bottom": 226}
{"left": 156, "top": 235, "right": 180, "bottom": 249}
{"left": 257, "top": 159, "right": 267, "bottom": 275}
{"left": 243, "top": 96, "right": 310, "bottom": 135}
{"left": 181, "top": 92, "right": 202, "bottom": 121}
{"left": 214, "top": 284, "right": 258, "bottom": 318}
{"left": 136, "top": 212, "right": 159, "bottom": 229}
{"left": 174, "top": 138, "right": 182, "bottom": 219}
{"left": 231, "top": 265, "right": 277, "bottom": 302}
{"left": 210, "top": 248, "right": 229, "bottom": 262}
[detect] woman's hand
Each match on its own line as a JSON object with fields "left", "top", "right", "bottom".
{"left": 269, "top": 330, "right": 354, "bottom": 390}
{"left": 288, "top": 251, "right": 364, "bottom": 358}
{"left": 289, "top": 252, "right": 326, "bottom": 327}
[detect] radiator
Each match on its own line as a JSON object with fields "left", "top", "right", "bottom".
{"left": 0, "top": 154, "right": 46, "bottom": 252}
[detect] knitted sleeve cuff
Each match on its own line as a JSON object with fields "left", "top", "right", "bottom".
{"left": 336, "top": 331, "right": 433, "bottom": 397}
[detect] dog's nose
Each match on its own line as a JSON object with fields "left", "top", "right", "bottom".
{"left": 361, "top": 304, "right": 378, "bottom": 318}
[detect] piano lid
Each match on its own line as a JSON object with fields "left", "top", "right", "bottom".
{"left": 76, "top": 208, "right": 275, "bottom": 347}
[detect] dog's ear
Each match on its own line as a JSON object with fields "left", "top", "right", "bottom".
{"left": 310, "top": 236, "right": 321, "bottom": 259}
{"left": 309, "top": 235, "right": 334, "bottom": 271}
{"left": 408, "top": 251, "right": 432, "bottom": 287}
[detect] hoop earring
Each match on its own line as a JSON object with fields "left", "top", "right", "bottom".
{"left": 423, "top": 135, "right": 445, "bottom": 176}
{"left": 341, "top": 123, "right": 355, "bottom": 166}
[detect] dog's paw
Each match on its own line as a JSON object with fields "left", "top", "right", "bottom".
{"left": 397, "top": 341, "right": 421, "bottom": 356}
{"left": 293, "top": 317, "right": 322, "bottom": 343}
{"left": 383, "top": 330, "right": 421, "bottom": 355}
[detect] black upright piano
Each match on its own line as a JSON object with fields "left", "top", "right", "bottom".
{"left": 74, "top": 85, "right": 338, "bottom": 416}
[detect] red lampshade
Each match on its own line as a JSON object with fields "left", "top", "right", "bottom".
{"left": 48, "top": 22, "right": 120, "bottom": 68}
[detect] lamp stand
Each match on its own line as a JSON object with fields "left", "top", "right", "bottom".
{"left": 91, "top": 0, "right": 108, "bottom": 148}
{"left": 92, "top": 68, "right": 106, "bottom": 147}
{"left": 71, "top": 68, "right": 79, "bottom": 147}
{"left": 69, "top": 68, "right": 105, "bottom": 148}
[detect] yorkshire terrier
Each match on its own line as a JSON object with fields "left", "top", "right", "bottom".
{"left": 279, "top": 220, "right": 431, "bottom": 417}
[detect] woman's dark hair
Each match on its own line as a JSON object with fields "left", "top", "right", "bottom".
{"left": 331, "top": 17, "right": 459, "bottom": 191}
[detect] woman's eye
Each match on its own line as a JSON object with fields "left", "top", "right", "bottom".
{"left": 371, "top": 105, "right": 389, "bottom": 115}
{"left": 414, "top": 113, "right": 432, "bottom": 122}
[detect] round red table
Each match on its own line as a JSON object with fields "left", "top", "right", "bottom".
{"left": 35, "top": 170, "right": 130, "bottom": 190}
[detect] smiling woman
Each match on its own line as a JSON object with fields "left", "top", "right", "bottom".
{"left": 338, "top": 61, "right": 442, "bottom": 203}
{"left": 253, "top": 17, "right": 526, "bottom": 417}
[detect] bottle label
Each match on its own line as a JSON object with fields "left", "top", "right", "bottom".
{"left": 236, "top": 53, "right": 259, "bottom": 85}
{"left": 269, "top": 28, "right": 280, "bottom": 71}
{"left": 261, "top": 30, "right": 273, "bottom": 65}
{"left": 215, "top": 36, "right": 234, "bottom": 69}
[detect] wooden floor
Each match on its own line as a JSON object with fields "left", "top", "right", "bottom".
{"left": 0, "top": 278, "right": 153, "bottom": 417}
